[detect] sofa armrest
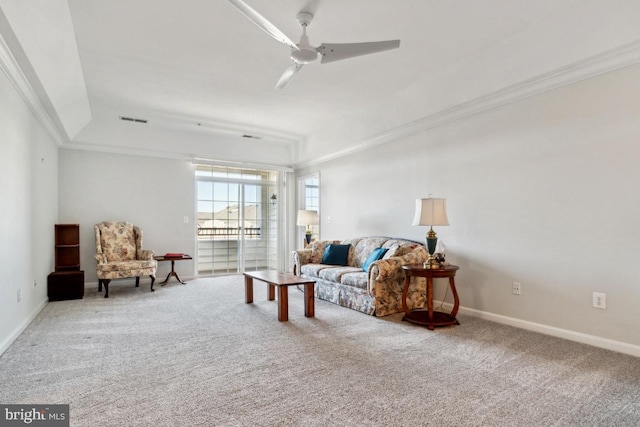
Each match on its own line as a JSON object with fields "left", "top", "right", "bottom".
{"left": 292, "top": 249, "right": 314, "bottom": 275}
{"left": 369, "top": 246, "right": 428, "bottom": 288}
{"left": 367, "top": 246, "right": 428, "bottom": 316}
{"left": 138, "top": 249, "right": 155, "bottom": 260}
{"left": 369, "top": 257, "right": 404, "bottom": 283}
{"left": 94, "top": 253, "right": 107, "bottom": 264}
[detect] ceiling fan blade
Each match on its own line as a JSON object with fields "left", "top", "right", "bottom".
{"left": 228, "top": 0, "right": 298, "bottom": 50}
{"left": 318, "top": 40, "right": 400, "bottom": 64}
{"left": 275, "top": 63, "right": 304, "bottom": 89}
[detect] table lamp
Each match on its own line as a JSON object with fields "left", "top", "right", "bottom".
{"left": 412, "top": 197, "right": 449, "bottom": 269}
{"left": 297, "top": 210, "right": 319, "bottom": 245}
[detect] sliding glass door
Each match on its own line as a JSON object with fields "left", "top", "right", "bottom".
{"left": 196, "top": 165, "right": 278, "bottom": 275}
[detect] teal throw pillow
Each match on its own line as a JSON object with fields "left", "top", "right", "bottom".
{"left": 362, "top": 247, "right": 389, "bottom": 272}
{"left": 321, "top": 244, "right": 351, "bottom": 266}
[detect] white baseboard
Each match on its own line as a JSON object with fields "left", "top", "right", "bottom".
{"left": 0, "top": 298, "right": 48, "bottom": 356}
{"left": 436, "top": 301, "right": 640, "bottom": 358}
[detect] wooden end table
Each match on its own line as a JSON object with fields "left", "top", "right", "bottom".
{"left": 243, "top": 270, "right": 316, "bottom": 322}
{"left": 154, "top": 254, "right": 193, "bottom": 286}
{"left": 401, "top": 264, "right": 460, "bottom": 330}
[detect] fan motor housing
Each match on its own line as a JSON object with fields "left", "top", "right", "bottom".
{"left": 296, "top": 12, "right": 313, "bottom": 27}
{"left": 291, "top": 46, "right": 318, "bottom": 64}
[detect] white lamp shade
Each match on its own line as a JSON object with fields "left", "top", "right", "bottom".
{"left": 412, "top": 198, "right": 449, "bottom": 227}
{"left": 297, "top": 210, "right": 319, "bottom": 226}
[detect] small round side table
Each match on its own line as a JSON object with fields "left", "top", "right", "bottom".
{"left": 401, "top": 264, "right": 460, "bottom": 330}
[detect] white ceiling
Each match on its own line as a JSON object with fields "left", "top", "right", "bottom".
{"left": 2, "top": 0, "right": 640, "bottom": 167}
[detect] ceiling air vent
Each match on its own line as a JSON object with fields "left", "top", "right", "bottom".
{"left": 242, "top": 134, "right": 262, "bottom": 140}
{"left": 119, "top": 116, "right": 148, "bottom": 124}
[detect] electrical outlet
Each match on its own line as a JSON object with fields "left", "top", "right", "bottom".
{"left": 17, "top": 289, "right": 21, "bottom": 303}
{"left": 593, "top": 292, "right": 606, "bottom": 309}
{"left": 512, "top": 282, "right": 521, "bottom": 295}
{"left": 183, "top": 216, "right": 189, "bottom": 224}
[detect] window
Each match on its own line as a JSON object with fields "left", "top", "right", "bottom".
{"left": 299, "top": 173, "right": 320, "bottom": 242}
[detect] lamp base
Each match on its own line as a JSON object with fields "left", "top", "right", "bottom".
{"left": 423, "top": 256, "right": 440, "bottom": 269}
{"left": 425, "top": 232, "right": 439, "bottom": 269}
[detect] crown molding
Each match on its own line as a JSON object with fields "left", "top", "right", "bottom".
{"left": 0, "top": 32, "right": 66, "bottom": 145}
{"left": 192, "top": 157, "right": 294, "bottom": 173}
{"left": 296, "top": 39, "right": 640, "bottom": 169}
{"left": 62, "top": 141, "right": 296, "bottom": 172}
{"left": 107, "top": 107, "right": 304, "bottom": 146}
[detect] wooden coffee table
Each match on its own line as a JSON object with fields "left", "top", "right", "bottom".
{"left": 243, "top": 270, "right": 316, "bottom": 321}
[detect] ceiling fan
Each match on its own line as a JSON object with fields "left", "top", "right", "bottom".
{"left": 227, "top": 0, "right": 401, "bottom": 89}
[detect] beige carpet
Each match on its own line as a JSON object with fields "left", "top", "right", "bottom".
{"left": 1, "top": 275, "right": 639, "bottom": 426}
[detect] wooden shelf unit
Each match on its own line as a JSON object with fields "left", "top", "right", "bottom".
{"left": 55, "top": 224, "right": 80, "bottom": 271}
{"left": 49, "top": 224, "right": 84, "bottom": 300}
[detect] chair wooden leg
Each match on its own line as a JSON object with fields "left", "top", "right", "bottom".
{"left": 103, "top": 279, "right": 111, "bottom": 298}
{"left": 98, "top": 279, "right": 102, "bottom": 292}
{"left": 150, "top": 275, "right": 156, "bottom": 292}
{"left": 135, "top": 277, "right": 140, "bottom": 287}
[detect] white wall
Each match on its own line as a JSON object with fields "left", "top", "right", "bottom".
{"left": 58, "top": 149, "right": 195, "bottom": 286}
{"left": 0, "top": 66, "right": 58, "bottom": 354}
{"left": 298, "top": 63, "right": 640, "bottom": 349}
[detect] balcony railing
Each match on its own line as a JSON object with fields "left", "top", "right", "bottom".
{"left": 197, "top": 227, "right": 261, "bottom": 238}
{"left": 196, "top": 232, "right": 275, "bottom": 274}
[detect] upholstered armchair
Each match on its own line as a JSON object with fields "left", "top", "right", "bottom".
{"left": 94, "top": 221, "right": 157, "bottom": 298}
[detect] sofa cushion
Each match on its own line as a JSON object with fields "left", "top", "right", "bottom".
{"left": 353, "top": 237, "right": 389, "bottom": 267}
{"left": 340, "top": 272, "right": 369, "bottom": 290}
{"left": 382, "top": 243, "right": 400, "bottom": 259}
{"left": 382, "top": 239, "right": 422, "bottom": 258}
{"left": 341, "top": 238, "right": 363, "bottom": 266}
{"left": 362, "top": 247, "right": 389, "bottom": 272}
{"left": 96, "top": 259, "right": 156, "bottom": 272}
{"left": 310, "top": 240, "right": 340, "bottom": 264}
{"left": 322, "top": 244, "right": 351, "bottom": 265}
{"left": 319, "top": 266, "right": 362, "bottom": 283}
{"left": 300, "top": 264, "right": 327, "bottom": 278}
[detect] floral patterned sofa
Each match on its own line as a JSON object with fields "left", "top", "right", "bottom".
{"left": 293, "top": 237, "right": 428, "bottom": 316}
